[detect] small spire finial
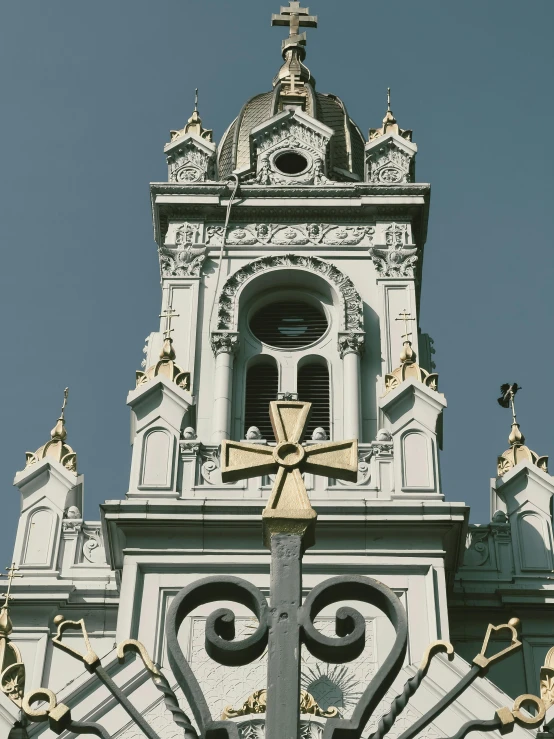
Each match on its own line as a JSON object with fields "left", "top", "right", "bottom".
{"left": 159, "top": 296, "right": 180, "bottom": 360}
{"left": 194, "top": 87, "right": 198, "bottom": 112}
{"left": 0, "top": 563, "right": 22, "bottom": 636}
{"left": 387, "top": 87, "right": 391, "bottom": 112}
{"left": 51, "top": 387, "right": 69, "bottom": 441}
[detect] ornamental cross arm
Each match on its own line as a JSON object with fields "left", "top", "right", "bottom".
{"left": 221, "top": 401, "right": 357, "bottom": 548}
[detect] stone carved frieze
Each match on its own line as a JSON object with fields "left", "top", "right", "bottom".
{"left": 248, "top": 117, "right": 333, "bottom": 185}
{"left": 216, "top": 255, "right": 363, "bottom": 333}
{"left": 160, "top": 223, "right": 208, "bottom": 278}
{"left": 366, "top": 139, "right": 414, "bottom": 184}
{"left": 370, "top": 223, "right": 418, "bottom": 277}
{"left": 167, "top": 141, "right": 215, "bottom": 184}
{"left": 206, "top": 223, "right": 374, "bottom": 248}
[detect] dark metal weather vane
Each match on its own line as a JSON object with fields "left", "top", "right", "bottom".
{"left": 17, "top": 403, "right": 551, "bottom": 738}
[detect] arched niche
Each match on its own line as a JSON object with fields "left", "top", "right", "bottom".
{"left": 244, "top": 355, "right": 279, "bottom": 441}
{"left": 23, "top": 508, "right": 56, "bottom": 567}
{"left": 297, "top": 354, "right": 331, "bottom": 440}
{"left": 216, "top": 254, "right": 363, "bottom": 333}
{"left": 401, "top": 430, "right": 434, "bottom": 490}
{"left": 517, "top": 511, "right": 553, "bottom": 571}
{"left": 140, "top": 428, "right": 174, "bottom": 489}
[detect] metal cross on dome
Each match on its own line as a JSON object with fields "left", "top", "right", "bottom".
{"left": 271, "top": 2, "right": 318, "bottom": 45}
{"left": 221, "top": 400, "right": 357, "bottom": 547}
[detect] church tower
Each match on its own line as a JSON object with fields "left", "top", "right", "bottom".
{"left": 4, "top": 4, "right": 554, "bottom": 737}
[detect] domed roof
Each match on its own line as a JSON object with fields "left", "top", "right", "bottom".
{"left": 217, "top": 3, "right": 365, "bottom": 183}
{"left": 218, "top": 88, "right": 365, "bottom": 182}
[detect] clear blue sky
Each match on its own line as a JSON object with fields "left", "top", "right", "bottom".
{"left": 0, "top": 1, "right": 553, "bottom": 567}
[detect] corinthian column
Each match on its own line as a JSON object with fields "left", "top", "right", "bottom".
{"left": 338, "top": 331, "right": 365, "bottom": 441}
{"left": 211, "top": 332, "right": 239, "bottom": 443}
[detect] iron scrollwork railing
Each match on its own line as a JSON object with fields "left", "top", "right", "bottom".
{"left": 17, "top": 401, "right": 550, "bottom": 739}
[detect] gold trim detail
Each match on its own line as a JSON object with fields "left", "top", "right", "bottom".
{"left": 384, "top": 341, "right": 438, "bottom": 396}
{"left": 369, "top": 88, "right": 412, "bottom": 142}
{"left": 25, "top": 387, "right": 77, "bottom": 472}
{"left": 170, "top": 89, "right": 213, "bottom": 142}
{"left": 136, "top": 306, "right": 190, "bottom": 391}
{"left": 222, "top": 689, "right": 338, "bottom": 720}
{"left": 472, "top": 618, "right": 521, "bottom": 669}
{"left": 52, "top": 614, "right": 99, "bottom": 668}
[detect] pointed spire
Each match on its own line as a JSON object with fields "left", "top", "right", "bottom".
{"left": 25, "top": 388, "right": 77, "bottom": 472}
{"left": 369, "top": 88, "right": 413, "bottom": 142}
{"left": 170, "top": 88, "right": 213, "bottom": 142}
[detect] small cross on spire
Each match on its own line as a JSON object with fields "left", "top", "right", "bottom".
{"left": 160, "top": 305, "right": 179, "bottom": 341}
{"left": 60, "top": 387, "right": 69, "bottom": 420}
{"left": 395, "top": 309, "right": 415, "bottom": 342}
{"left": 1, "top": 563, "right": 22, "bottom": 608}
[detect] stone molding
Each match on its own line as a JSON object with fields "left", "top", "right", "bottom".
{"left": 215, "top": 254, "right": 363, "bottom": 333}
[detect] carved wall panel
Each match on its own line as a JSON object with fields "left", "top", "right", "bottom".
{"left": 23, "top": 508, "right": 56, "bottom": 566}
{"left": 401, "top": 432, "right": 432, "bottom": 489}
{"left": 206, "top": 223, "right": 374, "bottom": 248}
{"left": 140, "top": 429, "right": 174, "bottom": 489}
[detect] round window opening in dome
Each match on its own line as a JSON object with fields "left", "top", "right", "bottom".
{"left": 274, "top": 151, "right": 309, "bottom": 175}
{"left": 250, "top": 301, "right": 327, "bottom": 349}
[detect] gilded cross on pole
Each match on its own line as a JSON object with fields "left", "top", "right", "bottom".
{"left": 0, "top": 563, "right": 22, "bottom": 607}
{"left": 221, "top": 401, "right": 357, "bottom": 548}
{"left": 160, "top": 305, "right": 179, "bottom": 340}
{"left": 395, "top": 308, "right": 415, "bottom": 342}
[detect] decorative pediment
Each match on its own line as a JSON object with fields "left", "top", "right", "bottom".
{"left": 365, "top": 133, "right": 417, "bottom": 184}
{"left": 164, "top": 132, "right": 217, "bottom": 184}
{"left": 247, "top": 109, "right": 333, "bottom": 185}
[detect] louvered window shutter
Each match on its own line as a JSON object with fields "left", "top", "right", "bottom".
{"left": 297, "top": 363, "right": 330, "bottom": 440}
{"left": 250, "top": 302, "right": 327, "bottom": 349}
{"left": 244, "top": 363, "right": 278, "bottom": 441}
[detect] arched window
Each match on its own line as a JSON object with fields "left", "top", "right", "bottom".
{"left": 244, "top": 360, "right": 278, "bottom": 441}
{"left": 297, "top": 361, "right": 330, "bottom": 440}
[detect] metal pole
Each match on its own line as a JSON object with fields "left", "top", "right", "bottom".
{"left": 265, "top": 534, "right": 303, "bottom": 739}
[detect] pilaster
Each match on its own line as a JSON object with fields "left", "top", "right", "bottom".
{"left": 380, "top": 378, "right": 446, "bottom": 499}
{"left": 127, "top": 375, "right": 193, "bottom": 498}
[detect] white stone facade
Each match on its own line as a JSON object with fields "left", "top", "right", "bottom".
{"left": 2, "top": 11, "right": 553, "bottom": 739}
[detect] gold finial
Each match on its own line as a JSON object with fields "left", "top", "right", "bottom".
{"left": 497, "top": 384, "right": 548, "bottom": 476}
{"left": 395, "top": 310, "right": 416, "bottom": 363}
{"left": 369, "top": 88, "right": 412, "bottom": 142}
{"left": 135, "top": 295, "right": 190, "bottom": 391}
{"left": 384, "top": 310, "right": 439, "bottom": 395}
{"left": 25, "top": 388, "right": 77, "bottom": 472}
{"left": 170, "top": 87, "right": 213, "bottom": 142}
{"left": 51, "top": 387, "right": 69, "bottom": 441}
{"left": 159, "top": 304, "right": 179, "bottom": 360}
{"left": 0, "top": 564, "right": 22, "bottom": 638}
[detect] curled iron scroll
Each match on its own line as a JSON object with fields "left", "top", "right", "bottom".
{"left": 299, "top": 575, "right": 408, "bottom": 739}
{"left": 166, "top": 575, "right": 269, "bottom": 739}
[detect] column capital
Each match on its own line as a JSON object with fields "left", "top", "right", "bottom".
{"left": 338, "top": 331, "right": 365, "bottom": 358}
{"left": 210, "top": 331, "right": 239, "bottom": 356}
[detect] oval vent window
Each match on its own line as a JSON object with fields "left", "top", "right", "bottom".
{"left": 274, "top": 151, "right": 308, "bottom": 175}
{"left": 250, "top": 301, "right": 327, "bottom": 349}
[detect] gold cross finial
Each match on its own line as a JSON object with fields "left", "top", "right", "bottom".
{"left": 221, "top": 401, "right": 357, "bottom": 548}
{"left": 395, "top": 309, "right": 415, "bottom": 342}
{"left": 194, "top": 87, "right": 198, "bottom": 112}
{"left": 160, "top": 305, "right": 180, "bottom": 341}
{"left": 387, "top": 87, "right": 391, "bottom": 112}
{"left": 1, "top": 563, "right": 22, "bottom": 608}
